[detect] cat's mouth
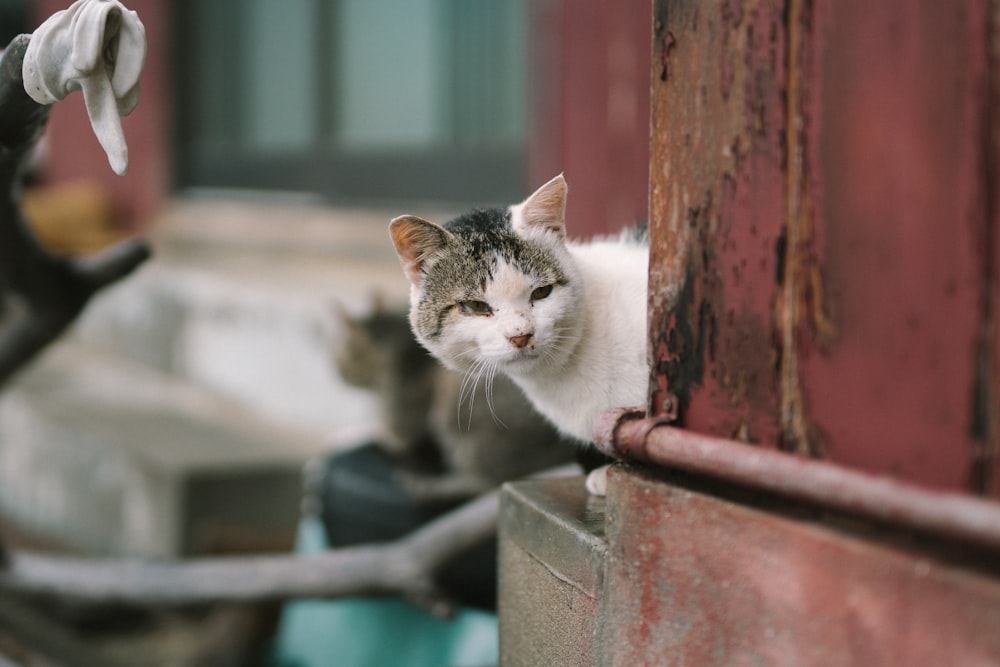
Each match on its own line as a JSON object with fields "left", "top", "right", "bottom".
{"left": 498, "top": 345, "right": 543, "bottom": 369}
{"left": 476, "top": 336, "right": 547, "bottom": 371}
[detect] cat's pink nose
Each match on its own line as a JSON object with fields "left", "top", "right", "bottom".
{"left": 508, "top": 334, "right": 533, "bottom": 349}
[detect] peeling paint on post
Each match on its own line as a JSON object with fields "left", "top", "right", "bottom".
{"left": 648, "top": 0, "right": 787, "bottom": 446}
{"left": 648, "top": 0, "right": 1000, "bottom": 495}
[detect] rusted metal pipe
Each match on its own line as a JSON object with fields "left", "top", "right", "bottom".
{"left": 594, "top": 408, "right": 1000, "bottom": 552}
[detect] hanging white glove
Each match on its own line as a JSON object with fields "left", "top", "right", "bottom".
{"left": 21, "top": 0, "right": 146, "bottom": 175}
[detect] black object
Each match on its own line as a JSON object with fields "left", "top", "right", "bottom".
{"left": 576, "top": 442, "right": 615, "bottom": 473}
{"left": 317, "top": 443, "right": 497, "bottom": 610}
{"left": 0, "top": 3, "right": 27, "bottom": 56}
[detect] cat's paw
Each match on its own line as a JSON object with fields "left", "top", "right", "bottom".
{"left": 585, "top": 464, "right": 610, "bottom": 496}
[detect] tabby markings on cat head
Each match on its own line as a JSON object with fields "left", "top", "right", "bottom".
{"left": 389, "top": 174, "right": 583, "bottom": 376}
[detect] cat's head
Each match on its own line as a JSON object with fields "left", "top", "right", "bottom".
{"left": 389, "top": 174, "right": 583, "bottom": 376}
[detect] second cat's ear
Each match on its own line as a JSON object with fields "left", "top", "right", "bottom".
{"left": 512, "top": 173, "right": 567, "bottom": 240}
{"left": 389, "top": 215, "right": 454, "bottom": 286}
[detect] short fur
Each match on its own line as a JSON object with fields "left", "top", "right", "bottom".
{"left": 389, "top": 174, "right": 648, "bottom": 449}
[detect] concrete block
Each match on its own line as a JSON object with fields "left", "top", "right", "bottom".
{"left": 498, "top": 477, "right": 607, "bottom": 667}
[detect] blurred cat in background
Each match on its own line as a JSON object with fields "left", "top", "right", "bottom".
{"left": 332, "top": 302, "right": 576, "bottom": 502}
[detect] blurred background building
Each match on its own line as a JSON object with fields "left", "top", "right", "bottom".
{"left": 0, "top": 0, "right": 649, "bottom": 591}
{"left": 26, "top": 0, "right": 651, "bottom": 235}
{"left": 0, "top": 0, "right": 650, "bottom": 548}
{"left": 0, "top": 1, "right": 651, "bottom": 662}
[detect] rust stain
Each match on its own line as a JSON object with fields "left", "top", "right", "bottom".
{"left": 649, "top": 0, "right": 788, "bottom": 442}
{"left": 653, "top": 1, "right": 677, "bottom": 84}
{"left": 659, "top": 30, "right": 677, "bottom": 82}
{"left": 714, "top": 309, "right": 775, "bottom": 410}
{"left": 774, "top": 0, "right": 832, "bottom": 458}
{"left": 732, "top": 416, "right": 752, "bottom": 442}
{"left": 718, "top": 0, "right": 745, "bottom": 101}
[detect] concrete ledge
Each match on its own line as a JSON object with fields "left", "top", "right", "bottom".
{"left": 498, "top": 477, "right": 607, "bottom": 667}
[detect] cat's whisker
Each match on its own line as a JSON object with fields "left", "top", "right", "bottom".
{"left": 457, "top": 360, "right": 482, "bottom": 427}
{"left": 470, "top": 361, "right": 494, "bottom": 431}
{"left": 537, "top": 327, "right": 576, "bottom": 364}
{"left": 484, "top": 362, "right": 508, "bottom": 428}
{"left": 539, "top": 336, "right": 569, "bottom": 366}
{"left": 457, "top": 359, "right": 479, "bottom": 402}
{"left": 459, "top": 357, "right": 494, "bottom": 431}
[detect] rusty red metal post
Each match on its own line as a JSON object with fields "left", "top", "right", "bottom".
{"left": 591, "top": 0, "right": 1000, "bottom": 661}
{"left": 647, "top": 0, "right": 999, "bottom": 495}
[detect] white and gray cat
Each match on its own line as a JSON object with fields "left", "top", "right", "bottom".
{"left": 389, "top": 174, "right": 649, "bottom": 494}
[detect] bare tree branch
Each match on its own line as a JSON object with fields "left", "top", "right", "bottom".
{"left": 0, "top": 487, "right": 500, "bottom": 611}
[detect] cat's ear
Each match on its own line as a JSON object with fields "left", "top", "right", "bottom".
{"left": 513, "top": 173, "right": 568, "bottom": 240}
{"left": 389, "top": 215, "right": 455, "bottom": 286}
{"left": 331, "top": 300, "right": 360, "bottom": 333}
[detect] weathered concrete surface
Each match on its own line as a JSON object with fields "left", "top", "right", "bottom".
{"left": 498, "top": 477, "right": 606, "bottom": 667}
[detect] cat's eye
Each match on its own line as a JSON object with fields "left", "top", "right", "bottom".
{"left": 458, "top": 300, "right": 492, "bottom": 316}
{"left": 531, "top": 284, "right": 554, "bottom": 302}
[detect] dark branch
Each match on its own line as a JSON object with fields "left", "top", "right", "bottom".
{"left": 0, "top": 34, "right": 151, "bottom": 388}
{"left": 0, "top": 32, "right": 150, "bottom": 575}
{"left": 0, "top": 36, "right": 49, "bottom": 151}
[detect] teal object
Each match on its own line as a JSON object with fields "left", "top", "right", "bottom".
{"left": 271, "top": 517, "right": 498, "bottom": 667}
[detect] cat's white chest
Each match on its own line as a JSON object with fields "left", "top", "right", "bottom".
{"left": 511, "top": 239, "right": 648, "bottom": 443}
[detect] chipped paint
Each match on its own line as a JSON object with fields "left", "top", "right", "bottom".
{"left": 648, "top": 0, "right": 999, "bottom": 494}
{"left": 648, "top": 0, "right": 786, "bottom": 444}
